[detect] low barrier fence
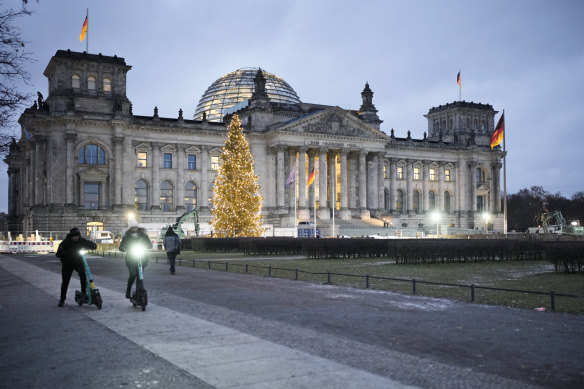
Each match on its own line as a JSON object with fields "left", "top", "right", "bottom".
{"left": 100, "top": 251, "right": 584, "bottom": 312}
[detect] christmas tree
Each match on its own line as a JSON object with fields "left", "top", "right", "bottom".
{"left": 211, "top": 115, "right": 264, "bottom": 237}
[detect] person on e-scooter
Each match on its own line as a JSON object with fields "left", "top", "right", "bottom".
{"left": 55, "top": 228, "right": 97, "bottom": 307}
{"left": 119, "top": 221, "right": 152, "bottom": 300}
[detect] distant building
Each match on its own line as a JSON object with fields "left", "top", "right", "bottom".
{"left": 5, "top": 50, "right": 505, "bottom": 235}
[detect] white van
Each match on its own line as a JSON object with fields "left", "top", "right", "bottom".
{"left": 89, "top": 230, "right": 114, "bottom": 244}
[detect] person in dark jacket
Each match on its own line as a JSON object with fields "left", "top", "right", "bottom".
{"left": 55, "top": 227, "right": 97, "bottom": 307}
{"left": 163, "top": 227, "right": 181, "bottom": 275}
{"left": 119, "top": 222, "right": 153, "bottom": 298}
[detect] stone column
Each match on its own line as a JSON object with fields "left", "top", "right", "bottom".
{"left": 65, "top": 132, "right": 77, "bottom": 205}
{"left": 286, "top": 148, "right": 298, "bottom": 227}
{"left": 298, "top": 147, "right": 307, "bottom": 209}
{"left": 469, "top": 162, "right": 477, "bottom": 212}
{"left": 113, "top": 135, "right": 123, "bottom": 206}
{"left": 406, "top": 160, "right": 413, "bottom": 213}
{"left": 276, "top": 146, "right": 285, "bottom": 208}
{"left": 359, "top": 151, "right": 369, "bottom": 218}
{"left": 151, "top": 143, "right": 161, "bottom": 209}
{"left": 492, "top": 162, "right": 502, "bottom": 213}
{"left": 176, "top": 145, "right": 185, "bottom": 210}
{"left": 368, "top": 155, "right": 378, "bottom": 210}
{"left": 389, "top": 159, "right": 396, "bottom": 212}
{"left": 34, "top": 137, "right": 43, "bottom": 205}
{"left": 438, "top": 164, "right": 445, "bottom": 212}
{"left": 201, "top": 145, "right": 209, "bottom": 209}
{"left": 122, "top": 137, "right": 133, "bottom": 206}
{"left": 318, "top": 148, "right": 328, "bottom": 219}
{"left": 340, "top": 150, "right": 351, "bottom": 219}
{"left": 327, "top": 152, "right": 335, "bottom": 211}
{"left": 378, "top": 155, "right": 385, "bottom": 212}
{"left": 308, "top": 150, "right": 316, "bottom": 210}
{"left": 423, "top": 162, "right": 429, "bottom": 212}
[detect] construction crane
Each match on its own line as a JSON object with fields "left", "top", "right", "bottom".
{"left": 541, "top": 211, "right": 566, "bottom": 234}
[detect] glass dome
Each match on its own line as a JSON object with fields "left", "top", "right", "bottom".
{"left": 194, "top": 67, "right": 301, "bottom": 122}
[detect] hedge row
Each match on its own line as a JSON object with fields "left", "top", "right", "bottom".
{"left": 184, "top": 237, "right": 584, "bottom": 272}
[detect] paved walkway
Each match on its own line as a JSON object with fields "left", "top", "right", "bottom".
{"left": 1, "top": 253, "right": 583, "bottom": 388}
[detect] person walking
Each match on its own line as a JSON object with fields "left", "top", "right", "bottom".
{"left": 55, "top": 227, "right": 97, "bottom": 307}
{"left": 119, "top": 221, "right": 153, "bottom": 298}
{"left": 163, "top": 227, "right": 181, "bottom": 275}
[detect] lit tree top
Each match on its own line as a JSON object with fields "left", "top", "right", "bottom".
{"left": 211, "top": 114, "right": 264, "bottom": 237}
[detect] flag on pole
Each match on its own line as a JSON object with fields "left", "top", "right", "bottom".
{"left": 286, "top": 164, "right": 296, "bottom": 186}
{"left": 457, "top": 71, "right": 461, "bottom": 87}
{"left": 80, "top": 15, "right": 88, "bottom": 41}
{"left": 307, "top": 168, "right": 315, "bottom": 186}
{"left": 490, "top": 113, "right": 505, "bottom": 149}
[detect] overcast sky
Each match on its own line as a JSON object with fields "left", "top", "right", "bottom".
{"left": 2, "top": 0, "right": 583, "bottom": 212}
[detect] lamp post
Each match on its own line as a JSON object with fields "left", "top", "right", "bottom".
{"left": 432, "top": 211, "right": 440, "bottom": 237}
{"left": 483, "top": 212, "right": 490, "bottom": 235}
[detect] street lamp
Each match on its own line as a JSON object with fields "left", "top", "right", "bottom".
{"left": 483, "top": 212, "right": 490, "bottom": 235}
{"left": 432, "top": 211, "right": 440, "bottom": 237}
{"left": 127, "top": 211, "right": 136, "bottom": 227}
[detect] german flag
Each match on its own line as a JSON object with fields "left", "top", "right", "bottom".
{"left": 80, "top": 16, "right": 88, "bottom": 41}
{"left": 307, "top": 168, "right": 315, "bottom": 186}
{"left": 490, "top": 113, "right": 504, "bottom": 149}
{"left": 457, "top": 71, "right": 461, "bottom": 87}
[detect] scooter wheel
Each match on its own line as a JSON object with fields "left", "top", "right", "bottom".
{"left": 96, "top": 296, "right": 102, "bottom": 310}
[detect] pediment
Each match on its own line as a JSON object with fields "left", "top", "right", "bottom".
{"left": 135, "top": 143, "right": 151, "bottom": 151}
{"left": 78, "top": 167, "right": 109, "bottom": 180}
{"left": 209, "top": 147, "right": 222, "bottom": 155}
{"left": 160, "top": 144, "right": 176, "bottom": 152}
{"left": 276, "top": 107, "right": 389, "bottom": 140}
{"left": 185, "top": 146, "right": 201, "bottom": 153}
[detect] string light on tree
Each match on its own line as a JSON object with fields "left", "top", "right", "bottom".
{"left": 211, "top": 114, "right": 264, "bottom": 237}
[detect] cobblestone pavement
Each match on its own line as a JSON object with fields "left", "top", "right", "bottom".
{"left": 1, "top": 253, "right": 583, "bottom": 389}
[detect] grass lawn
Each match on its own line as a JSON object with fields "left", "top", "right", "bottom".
{"left": 132, "top": 251, "right": 584, "bottom": 313}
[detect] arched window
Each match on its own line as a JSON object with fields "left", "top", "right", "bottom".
{"left": 88, "top": 75, "right": 96, "bottom": 90}
{"left": 396, "top": 189, "right": 404, "bottom": 213}
{"left": 413, "top": 190, "right": 421, "bottom": 214}
{"left": 79, "top": 144, "right": 106, "bottom": 165}
{"left": 429, "top": 191, "right": 436, "bottom": 211}
{"left": 476, "top": 168, "right": 486, "bottom": 184}
{"left": 184, "top": 181, "right": 197, "bottom": 211}
{"left": 444, "top": 191, "right": 451, "bottom": 213}
{"left": 160, "top": 180, "right": 173, "bottom": 211}
{"left": 103, "top": 77, "right": 111, "bottom": 92}
{"left": 72, "top": 74, "right": 80, "bottom": 89}
{"left": 134, "top": 180, "right": 148, "bottom": 211}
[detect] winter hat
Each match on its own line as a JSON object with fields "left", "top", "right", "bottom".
{"left": 69, "top": 227, "right": 81, "bottom": 237}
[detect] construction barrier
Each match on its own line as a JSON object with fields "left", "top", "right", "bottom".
{"left": 8, "top": 241, "right": 54, "bottom": 254}
{"left": 0, "top": 241, "right": 10, "bottom": 253}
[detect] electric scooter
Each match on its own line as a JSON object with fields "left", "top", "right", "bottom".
{"left": 129, "top": 244, "right": 148, "bottom": 311}
{"left": 74, "top": 249, "right": 103, "bottom": 309}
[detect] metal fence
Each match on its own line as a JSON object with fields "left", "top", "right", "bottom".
{"left": 101, "top": 251, "right": 583, "bottom": 312}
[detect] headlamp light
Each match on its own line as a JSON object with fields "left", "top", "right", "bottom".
{"left": 130, "top": 244, "right": 145, "bottom": 258}
{"left": 79, "top": 249, "right": 87, "bottom": 256}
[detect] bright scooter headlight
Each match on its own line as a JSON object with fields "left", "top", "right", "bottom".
{"left": 79, "top": 249, "right": 87, "bottom": 256}
{"left": 130, "top": 244, "right": 145, "bottom": 258}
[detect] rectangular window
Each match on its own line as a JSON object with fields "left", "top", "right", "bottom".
{"left": 163, "top": 153, "right": 172, "bottom": 169}
{"left": 187, "top": 154, "right": 196, "bottom": 170}
{"left": 84, "top": 183, "right": 100, "bottom": 209}
{"left": 211, "top": 155, "right": 219, "bottom": 170}
{"left": 445, "top": 169, "right": 451, "bottom": 182}
{"left": 383, "top": 165, "right": 387, "bottom": 179}
{"left": 477, "top": 195, "right": 485, "bottom": 213}
{"left": 413, "top": 167, "right": 420, "bottom": 180}
{"left": 429, "top": 168, "right": 436, "bottom": 181}
{"left": 137, "top": 152, "right": 147, "bottom": 168}
{"left": 397, "top": 166, "right": 404, "bottom": 180}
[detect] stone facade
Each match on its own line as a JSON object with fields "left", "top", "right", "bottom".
{"left": 4, "top": 50, "right": 505, "bottom": 236}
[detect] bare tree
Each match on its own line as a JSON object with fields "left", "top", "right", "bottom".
{"left": 0, "top": 3, "right": 33, "bottom": 155}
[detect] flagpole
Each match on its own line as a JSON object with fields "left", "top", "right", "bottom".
{"left": 314, "top": 191, "right": 317, "bottom": 238}
{"left": 86, "top": 8, "right": 89, "bottom": 53}
{"left": 503, "top": 109, "right": 507, "bottom": 235}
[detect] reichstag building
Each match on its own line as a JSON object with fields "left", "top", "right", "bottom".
{"left": 5, "top": 50, "right": 505, "bottom": 236}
